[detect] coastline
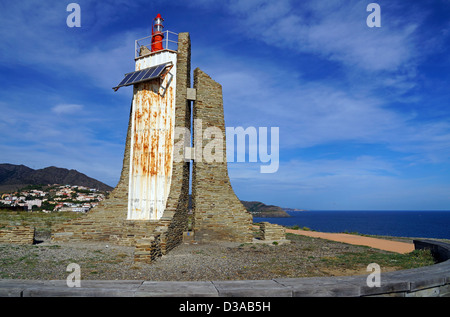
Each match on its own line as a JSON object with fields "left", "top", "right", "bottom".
{"left": 254, "top": 210, "right": 450, "bottom": 240}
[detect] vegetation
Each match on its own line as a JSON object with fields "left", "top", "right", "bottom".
{"left": 320, "top": 248, "right": 435, "bottom": 271}
{"left": 0, "top": 209, "right": 84, "bottom": 236}
{"left": 0, "top": 211, "right": 439, "bottom": 280}
{"left": 287, "top": 225, "right": 313, "bottom": 231}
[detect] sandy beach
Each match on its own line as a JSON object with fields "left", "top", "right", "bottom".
{"left": 286, "top": 229, "right": 415, "bottom": 254}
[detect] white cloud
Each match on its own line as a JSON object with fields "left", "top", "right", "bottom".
{"left": 228, "top": 157, "right": 450, "bottom": 210}
{"left": 0, "top": 1, "right": 139, "bottom": 91}
{"left": 223, "top": 0, "right": 421, "bottom": 74}
{"left": 52, "top": 104, "right": 84, "bottom": 115}
{"left": 0, "top": 1, "right": 144, "bottom": 186}
{"left": 194, "top": 44, "right": 450, "bottom": 164}
{"left": 0, "top": 98, "right": 126, "bottom": 187}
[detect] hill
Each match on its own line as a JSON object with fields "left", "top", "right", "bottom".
{"left": 240, "top": 200, "right": 291, "bottom": 218}
{"left": 187, "top": 195, "right": 290, "bottom": 218}
{"left": 0, "top": 163, "right": 113, "bottom": 192}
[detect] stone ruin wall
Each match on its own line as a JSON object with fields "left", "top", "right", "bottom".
{"left": 0, "top": 226, "right": 35, "bottom": 245}
{"left": 192, "top": 68, "right": 253, "bottom": 243}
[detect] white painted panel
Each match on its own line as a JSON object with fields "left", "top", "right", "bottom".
{"left": 127, "top": 51, "right": 177, "bottom": 220}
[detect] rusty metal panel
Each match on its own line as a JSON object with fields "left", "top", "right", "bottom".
{"left": 127, "top": 51, "right": 177, "bottom": 220}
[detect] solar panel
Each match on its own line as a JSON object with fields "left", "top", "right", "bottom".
{"left": 134, "top": 67, "right": 153, "bottom": 83}
{"left": 138, "top": 64, "right": 165, "bottom": 82}
{"left": 152, "top": 64, "right": 166, "bottom": 77}
{"left": 113, "top": 62, "right": 171, "bottom": 91}
{"left": 141, "top": 67, "right": 158, "bottom": 81}
{"left": 116, "top": 72, "right": 134, "bottom": 87}
{"left": 124, "top": 70, "right": 143, "bottom": 85}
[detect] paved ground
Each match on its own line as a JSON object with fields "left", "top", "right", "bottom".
{"left": 286, "top": 229, "right": 415, "bottom": 254}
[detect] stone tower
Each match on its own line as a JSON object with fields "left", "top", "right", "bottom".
{"left": 52, "top": 27, "right": 253, "bottom": 261}
{"left": 192, "top": 69, "right": 253, "bottom": 242}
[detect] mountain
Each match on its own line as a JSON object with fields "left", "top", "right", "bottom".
{"left": 187, "top": 195, "right": 290, "bottom": 218}
{"left": 284, "top": 207, "right": 308, "bottom": 212}
{"left": 241, "top": 201, "right": 291, "bottom": 218}
{"left": 0, "top": 163, "right": 113, "bottom": 192}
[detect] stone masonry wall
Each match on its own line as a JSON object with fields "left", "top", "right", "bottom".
{"left": 52, "top": 33, "right": 192, "bottom": 259}
{"left": 0, "top": 226, "right": 35, "bottom": 245}
{"left": 159, "top": 32, "right": 191, "bottom": 253}
{"left": 259, "top": 222, "right": 286, "bottom": 241}
{"left": 192, "top": 68, "right": 253, "bottom": 243}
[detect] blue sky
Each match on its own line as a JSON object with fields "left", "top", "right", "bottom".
{"left": 1, "top": 0, "right": 450, "bottom": 210}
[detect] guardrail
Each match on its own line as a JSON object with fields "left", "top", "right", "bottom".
{"left": 135, "top": 31, "right": 178, "bottom": 58}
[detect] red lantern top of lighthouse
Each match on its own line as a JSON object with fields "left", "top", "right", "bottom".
{"left": 151, "top": 14, "right": 165, "bottom": 52}
{"left": 153, "top": 14, "right": 164, "bottom": 33}
{"left": 133, "top": 14, "right": 178, "bottom": 58}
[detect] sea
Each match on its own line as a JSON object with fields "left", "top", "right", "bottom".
{"left": 253, "top": 210, "right": 450, "bottom": 240}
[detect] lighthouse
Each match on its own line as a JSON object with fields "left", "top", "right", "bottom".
{"left": 114, "top": 14, "right": 178, "bottom": 220}
{"left": 53, "top": 15, "right": 256, "bottom": 258}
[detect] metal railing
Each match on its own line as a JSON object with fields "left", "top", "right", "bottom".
{"left": 135, "top": 30, "right": 179, "bottom": 58}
